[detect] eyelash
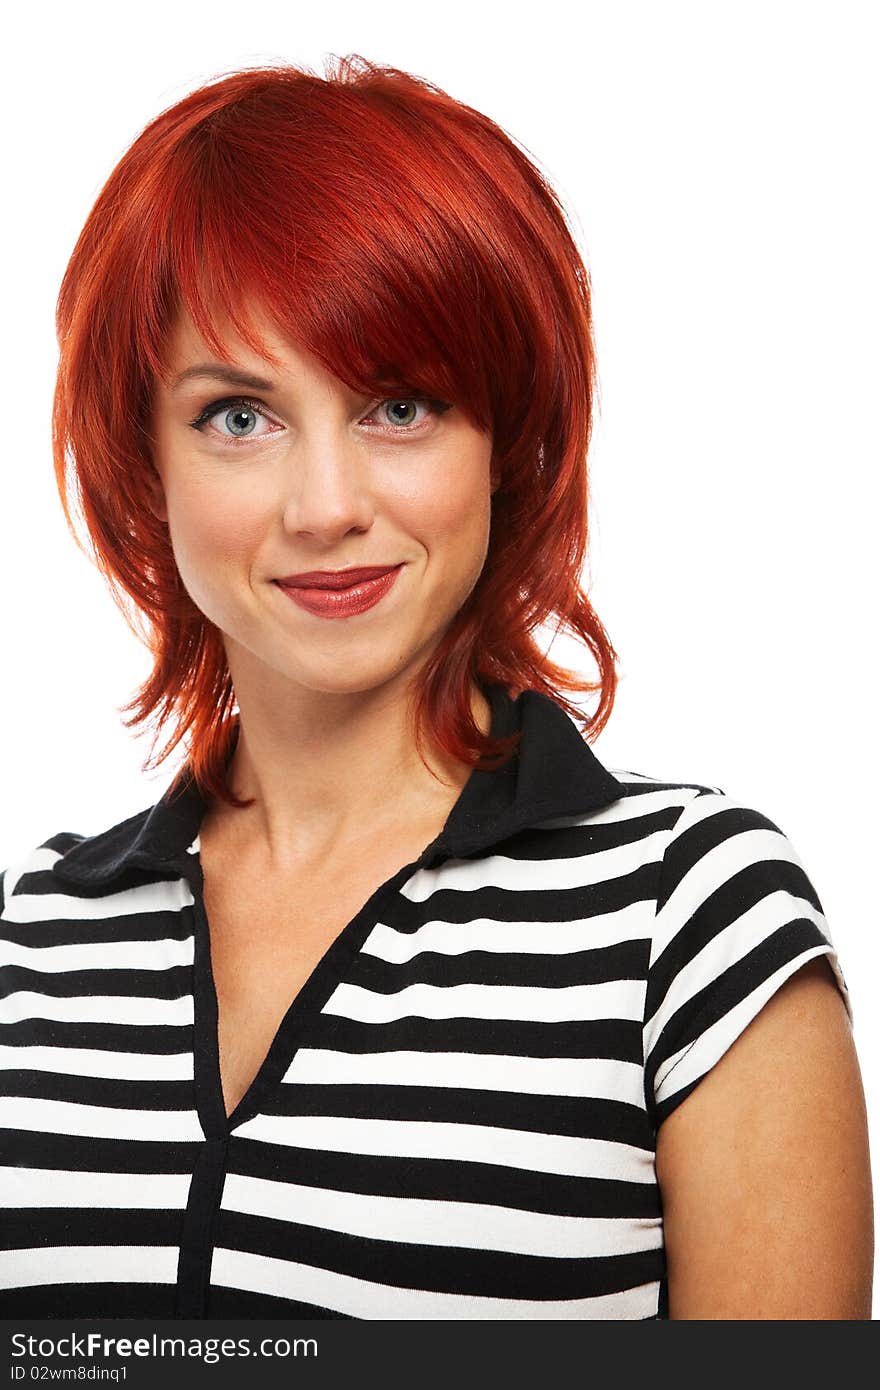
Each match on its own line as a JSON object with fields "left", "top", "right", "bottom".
{"left": 187, "top": 393, "right": 452, "bottom": 447}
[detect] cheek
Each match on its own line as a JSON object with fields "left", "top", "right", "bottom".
{"left": 410, "top": 459, "right": 493, "bottom": 579}
{"left": 166, "top": 484, "right": 265, "bottom": 596}
{"left": 159, "top": 483, "right": 265, "bottom": 625}
{"left": 416, "top": 433, "right": 492, "bottom": 529}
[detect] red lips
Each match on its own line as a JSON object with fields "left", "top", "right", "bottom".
{"left": 275, "top": 565, "right": 401, "bottom": 590}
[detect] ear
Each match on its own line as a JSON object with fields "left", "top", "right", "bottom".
{"left": 144, "top": 466, "right": 168, "bottom": 524}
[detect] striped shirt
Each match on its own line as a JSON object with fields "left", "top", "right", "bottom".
{"left": 0, "top": 682, "right": 852, "bottom": 1319}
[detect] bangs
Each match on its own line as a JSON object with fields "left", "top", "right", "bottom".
{"left": 141, "top": 84, "right": 511, "bottom": 435}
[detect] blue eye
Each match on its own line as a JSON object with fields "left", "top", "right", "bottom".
{"left": 369, "top": 396, "right": 453, "bottom": 432}
{"left": 187, "top": 393, "right": 453, "bottom": 448}
{"left": 188, "top": 397, "right": 275, "bottom": 441}
{"left": 219, "top": 404, "right": 261, "bottom": 437}
{"left": 382, "top": 399, "right": 422, "bottom": 427}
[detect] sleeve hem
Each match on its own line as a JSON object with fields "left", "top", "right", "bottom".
{"left": 652, "top": 942, "right": 852, "bottom": 1131}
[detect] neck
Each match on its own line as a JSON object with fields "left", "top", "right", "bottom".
{"left": 201, "top": 666, "right": 491, "bottom": 871}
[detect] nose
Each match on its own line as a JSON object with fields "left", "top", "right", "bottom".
{"left": 279, "top": 426, "right": 376, "bottom": 542}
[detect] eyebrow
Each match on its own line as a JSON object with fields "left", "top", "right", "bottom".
{"left": 171, "top": 363, "right": 276, "bottom": 392}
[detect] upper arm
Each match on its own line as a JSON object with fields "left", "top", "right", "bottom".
{"left": 655, "top": 955, "right": 874, "bottom": 1319}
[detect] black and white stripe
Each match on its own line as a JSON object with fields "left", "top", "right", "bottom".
{"left": 0, "top": 685, "right": 851, "bottom": 1318}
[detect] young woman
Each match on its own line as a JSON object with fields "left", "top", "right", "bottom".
{"left": 0, "top": 55, "right": 872, "bottom": 1319}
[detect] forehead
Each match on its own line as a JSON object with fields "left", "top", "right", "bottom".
{"left": 163, "top": 300, "right": 286, "bottom": 372}
{"left": 160, "top": 297, "right": 434, "bottom": 403}
{"left": 159, "top": 299, "right": 337, "bottom": 394}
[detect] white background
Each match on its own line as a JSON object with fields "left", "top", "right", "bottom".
{"left": 2, "top": 0, "right": 877, "bottom": 1314}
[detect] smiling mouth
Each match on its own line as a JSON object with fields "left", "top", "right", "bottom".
{"left": 273, "top": 565, "right": 404, "bottom": 617}
{"left": 274, "top": 564, "right": 403, "bottom": 590}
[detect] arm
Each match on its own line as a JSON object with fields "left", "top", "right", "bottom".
{"left": 655, "top": 956, "right": 874, "bottom": 1318}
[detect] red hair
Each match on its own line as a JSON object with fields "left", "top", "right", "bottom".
{"left": 52, "top": 54, "right": 620, "bottom": 810}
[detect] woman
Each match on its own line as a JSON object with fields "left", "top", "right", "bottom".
{"left": 0, "top": 55, "right": 872, "bottom": 1319}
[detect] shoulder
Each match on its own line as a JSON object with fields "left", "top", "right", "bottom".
{"left": 541, "top": 758, "right": 726, "bottom": 846}
{"left": 0, "top": 831, "right": 96, "bottom": 975}
{"left": 622, "top": 771, "right": 854, "bottom": 1132}
{"left": 655, "top": 942, "right": 871, "bottom": 1317}
{"left": 0, "top": 797, "right": 158, "bottom": 922}
{"left": 559, "top": 759, "right": 853, "bottom": 1115}
{"left": 597, "top": 768, "right": 831, "bottom": 917}
{"left": 526, "top": 761, "right": 754, "bottom": 900}
{"left": 1, "top": 829, "right": 87, "bottom": 917}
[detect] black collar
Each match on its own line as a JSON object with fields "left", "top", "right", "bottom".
{"left": 52, "top": 683, "right": 625, "bottom": 887}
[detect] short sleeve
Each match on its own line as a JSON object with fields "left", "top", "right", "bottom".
{"left": 642, "top": 789, "right": 852, "bottom": 1133}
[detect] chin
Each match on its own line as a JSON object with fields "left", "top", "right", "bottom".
{"left": 270, "top": 653, "right": 423, "bottom": 699}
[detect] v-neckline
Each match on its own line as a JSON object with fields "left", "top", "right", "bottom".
{"left": 174, "top": 680, "right": 515, "bottom": 1136}
{"left": 183, "top": 826, "right": 452, "bottom": 1136}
